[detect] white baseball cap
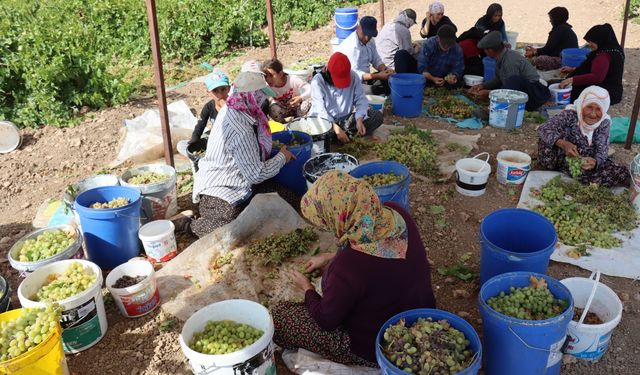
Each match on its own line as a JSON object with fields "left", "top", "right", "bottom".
{"left": 232, "top": 71, "right": 276, "bottom": 96}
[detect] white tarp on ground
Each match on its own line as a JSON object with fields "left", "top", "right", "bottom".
{"left": 517, "top": 171, "right": 640, "bottom": 279}
{"left": 282, "top": 349, "right": 378, "bottom": 375}
{"left": 110, "top": 100, "right": 197, "bottom": 167}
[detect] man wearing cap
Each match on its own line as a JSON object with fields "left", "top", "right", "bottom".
{"left": 376, "top": 9, "right": 419, "bottom": 70}
{"left": 338, "top": 16, "right": 394, "bottom": 96}
{"left": 413, "top": 25, "right": 464, "bottom": 88}
{"left": 189, "top": 71, "right": 297, "bottom": 237}
{"left": 309, "top": 52, "right": 383, "bottom": 144}
{"left": 470, "top": 31, "right": 550, "bottom": 110}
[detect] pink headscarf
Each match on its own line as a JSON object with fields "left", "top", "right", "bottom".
{"left": 226, "top": 91, "right": 272, "bottom": 160}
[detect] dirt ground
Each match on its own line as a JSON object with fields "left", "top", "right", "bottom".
{"left": 1, "top": 0, "right": 640, "bottom": 374}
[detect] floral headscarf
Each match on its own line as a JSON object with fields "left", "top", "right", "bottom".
{"left": 301, "top": 171, "right": 408, "bottom": 259}
{"left": 226, "top": 90, "right": 272, "bottom": 160}
{"left": 566, "top": 85, "right": 610, "bottom": 146}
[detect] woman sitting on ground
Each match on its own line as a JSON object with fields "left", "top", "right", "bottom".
{"left": 559, "top": 24, "right": 625, "bottom": 105}
{"left": 525, "top": 7, "right": 578, "bottom": 71}
{"left": 272, "top": 171, "right": 436, "bottom": 366}
{"left": 187, "top": 71, "right": 298, "bottom": 237}
{"left": 262, "top": 58, "right": 311, "bottom": 123}
{"left": 475, "top": 3, "right": 508, "bottom": 45}
{"left": 537, "top": 85, "right": 630, "bottom": 187}
{"left": 419, "top": 2, "right": 457, "bottom": 39}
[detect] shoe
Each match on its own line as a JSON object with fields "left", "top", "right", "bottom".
{"left": 171, "top": 210, "right": 194, "bottom": 233}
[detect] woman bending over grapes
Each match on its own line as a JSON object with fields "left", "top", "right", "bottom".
{"left": 271, "top": 171, "right": 435, "bottom": 366}
{"left": 537, "top": 85, "right": 630, "bottom": 187}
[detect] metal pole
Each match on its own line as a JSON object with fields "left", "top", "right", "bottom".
{"left": 379, "top": 0, "right": 385, "bottom": 25}
{"left": 266, "top": 0, "right": 277, "bottom": 59}
{"left": 625, "top": 77, "right": 640, "bottom": 149}
{"left": 621, "top": 0, "right": 631, "bottom": 48}
{"left": 145, "top": 0, "right": 174, "bottom": 167}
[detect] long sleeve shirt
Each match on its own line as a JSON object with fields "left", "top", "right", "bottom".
{"left": 572, "top": 53, "right": 611, "bottom": 87}
{"left": 338, "top": 32, "right": 384, "bottom": 81}
{"left": 190, "top": 100, "right": 219, "bottom": 143}
{"left": 304, "top": 202, "right": 436, "bottom": 362}
{"left": 417, "top": 36, "right": 465, "bottom": 78}
{"left": 536, "top": 23, "right": 578, "bottom": 57}
{"left": 376, "top": 14, "right": 414, "bottom": 69}
{"left": 419, "top": 16, "right": 457, "bottom": 39}
{"left": 193, "top": 106, "right": 285, "bottom": 204}
{"left": 538, "top": 110, "right": 610, "bottom": 168}
{"left": 483, "top": 49, "right": 540, "bottom": 90}
{"left": 308, "top": 71, "right": 369, "bottom": 124}
{"left": 270, "top": 74, "right": 311, "bottom": 105}
{"left": 475, "top": 18, "right": 508, "bottom": 42}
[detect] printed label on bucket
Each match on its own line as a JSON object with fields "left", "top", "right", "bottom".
{"left": 557, "top": 91, "right": 571, "bottom": 105}
{"left": 145, "top": 236, "right": 177, "bottom": 263}
{"left": 60, "top": 297, "right": 102, "bottom": 351}
{"left": 120, "top": 282, "right": 160, "bottom": 317}
{"left": 506, "top": 165, "right": 530, "bottom": 182}
{"left": 490, "top": 102, "right": 525, "bottom": 128}
{"left": 564, "top": 331, "right": 613, "bottom": 360}
{"left": 546, "top": 336, "right": 566, "bottom": 368}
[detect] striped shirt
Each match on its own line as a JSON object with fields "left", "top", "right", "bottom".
{"left": 193, "top": 106, "right": 286, "bottom": 205}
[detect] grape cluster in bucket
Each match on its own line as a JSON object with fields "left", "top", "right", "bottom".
{"left": 18, "top": 229, "right": 75, "bottom": 262}
{"left": 188, "top": 320, "right": 263, "bottom": 355}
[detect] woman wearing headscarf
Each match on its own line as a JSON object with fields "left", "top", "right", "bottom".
{"left": 272, "top": 171, "right": 436, "bottom": 366}
{"left": 537, "top": 86, "right": 630, "bottom": 187}
{"left": 559, "top": 24, "right": 625, "bottom": 105}
{"left": 186, "top": 71, "right": 298, "bottom": 237}
{"left": 475, "top": 3, "right": 508, "bottom": 43}
{"left": 419, "top": 2, "right": 457, "bottom": 39}
{"left": 525, "top": 7, "right": 578, "bottom": 71}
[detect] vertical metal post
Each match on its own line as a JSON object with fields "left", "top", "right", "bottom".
{"left": 266, "top": 0, "right": 277, "bottom": 59}
{"left": 145, "top": 0, "right": 174, "bottom": 167}
{"left": 621, "top": 0, "right": 631, "bottom": 48}
{"left": 379, "top": 0, "right": 385, "bottom": 25}
{"left": 625, "top": 77, "right": 640, "bottom": 150}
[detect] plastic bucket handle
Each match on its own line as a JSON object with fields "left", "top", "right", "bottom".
{"left": 508, "top": 325, "right": 564, "bottom": 353}
{"left": 578, "top": 270, "right": 601, "bottom": 325}
{"left": 192, "top": 342, "right": 273, "bottom": 374}
{"left": 479, "top": 240, "right": 526, "bottom": 262}
{"left": 335, "top": 18, "right": 359, "bottom": 30}
{"left": 472, "top": 152, "right": 491, "bottom": 173}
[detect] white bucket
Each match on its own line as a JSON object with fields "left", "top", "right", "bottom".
{"left": 548, "top": 83, "right": 572, "bottom": 105}
{"left": 139, "top": 220, "right": 177, "bottom": 263}
{"left": 631, "top": 155, "right": 640, "bottom": 213}
{"left": 507, "top": 31, "right": 518, "bottom": 49}
{"left": 180, "top": 299, "right": 276, "bottom": 375}
{"left": 303, "top": 153, "right": 359, "bottom": 189}
{"left": 561, "top": 272, "right": 623, "bottom": 361}
{"left": 489, "top": 89, "right": 528, "bottom": 129}
{"left": 105, "top": 258, "right": 160, "bottom": 318}
{"left": 496, "top": 150, "right": 531, "bottom": 185}
{"left": 287, "top": 116, "right": 333, "bottom": 156}
{"left": 17, "top": 259, "right": 107, "bottom": 353}
{"left": 366, "top": 95, "right": 386, "bottom": 113}
{"left": 463, "top": 75, "right": 484, "bottom": 87}
{"left": 330, "top": 37, "right": 341, "bottom": 52}
{"left": 120, "top": 164, "right": 178, "bottom": 224}
{"left": 455, "top": 153, "right": 492, "bottom": 197}
{"left": 284, "top": 67, "right": 313, "bottom": 83}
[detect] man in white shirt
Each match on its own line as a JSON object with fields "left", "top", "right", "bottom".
{"left": 339, "top": 16, "right": 394, "bottom": 96}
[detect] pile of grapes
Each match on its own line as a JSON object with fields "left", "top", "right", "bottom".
{"left": 375, "top": 126, "right": 438, "bottom": 176}
{"left": 127, "top": 172, "right": 168, "bottom": 185}
{"left": 247, "top": 227, "right": 318, "bottom": 266}
{"left": 35, "top": 262, "right": 96, "bottom": 302}
{"left": 0, "top": 305, "right": 62, "bottom": 361}
{"left": 188, "top": 320, "right": 263, "bottom": 355}
{"left": 334, "top": 136, "right": 375, "bottom": 159}
{"left": 381, "top": 317, "right": 475, "bottom": 375}
{"left": 361, "top": 173, "right": 404, "bottom": 187}
{"left": 532, "top": 176, "right": 638, "bottom": 247}
{"left": 17, "top": 229, "right": 75, "bottom": 262}
{"left": 90, "top": 197, "right": 129, "bottom": 209}
{"left": 486, "top": 276, "right": 569, "bottom": 320}
{"left": 566, "top": 156, "right": 583, "bottom": 178}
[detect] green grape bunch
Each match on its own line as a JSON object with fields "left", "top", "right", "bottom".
{"left": 126, "top": 171, "right": 169, "bottom": 185}
{"left": 35, "top": 262, "right": 96, "bottom": 302}
{"left": 90, "top": 197, "right": 129, "bottom": 209}
{"left": 18, "top": 229, "right": 76, "bottom": 263}
{"left": 361, "top": 173, "right": 404, "bottom": 187}
{"left": 247, "top": 227, "right": 318, "bottom": 266}
{"left": 566, "top": 156, "right": 583, "bottom": 178}
{"left": 375, "top": 126, "right": 438, "bottom": 176}
{"left": 381, "top": 317, "right": 475, "bottom": 375}
{"left": 188, "top": 320, "right": 263, "bottom": 355}
{"left": 486, "top": 276, "right": 569, "bottom": 320}
{"left": 0, "top": 305, "right": 62, "bottom": 361}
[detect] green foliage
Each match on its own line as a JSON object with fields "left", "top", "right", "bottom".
{"left": 631, "top": 0, "right": 640, "bottom": 19}
{"left": 1, "top": 0, "right": 372, "bottom": 128}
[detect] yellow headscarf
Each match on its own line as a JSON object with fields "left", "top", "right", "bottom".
{"left": 301, "top": 171, "right": 408, "bottom": 259}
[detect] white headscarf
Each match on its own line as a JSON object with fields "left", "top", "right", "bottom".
{"left": 565, "top": 86, "right": 611, "bottom": 146}
{"left": 429, "top": 2, "right": 445, "bottom": 14}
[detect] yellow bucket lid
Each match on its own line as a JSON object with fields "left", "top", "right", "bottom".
{"left": 268, "top": 120, "right": 285, "bottom": 133}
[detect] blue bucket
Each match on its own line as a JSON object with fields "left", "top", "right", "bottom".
{"left": 335, "top": 8, "right": 358, "bottom": 40}
{"left": 271, "top": 130, "right": 313, "bottom": 197}
{"left": 349, "top": 161, "right": 411, "bottom": 211}
{"left": 74, "top": 186, "right": 142, "bottom": 269}
{"left": 483, "top": 57, "right": 496, "bottom": 81}
{"left": 561, "top": 48, "right": 590, "bottom": 68}
{"left": 480, "top": 208, "right": 557, "bottom": 285}
{"left": 389, "top": 73, "right": 426, "bottom": 118}
{"left": 376, "top": 308, "right": 482, "bottom": 375}
{"left": 479, "top": 272, "right": 574, "bottom": 375}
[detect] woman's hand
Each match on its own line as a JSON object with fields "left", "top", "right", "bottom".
{"left": 432, "top": 77, "right": 445, "bottom": 86}
{"left": 356, "top": 118, "right": 366, "bottom": 136}
{"left": 280, "top": 146, "right": 296, "bottom": 163}
{"left": 556, "top": 139, "right": 579, "bottom": 157}
{"left": 333, "top": 123, "right": 350, "bottom": 143}
{"left": 290, "top": 270, "right": 315, "bottom": 292}
{"left": 288, "top": 96, "right": 302, "bottom": 108}
{"left": 559, "top": 77, "right": 573, "bottom": 89}
{"left": 582, "top": 157, "right": 597, "bottom": 171}
{"left": 524, "top": 46, "right": 537, "bottom": 58}
{"left": 560, "top": 66, "right": 576, "bottom": 75}
{"left": 305, "top": 252, "right": 334, "bottom": 273}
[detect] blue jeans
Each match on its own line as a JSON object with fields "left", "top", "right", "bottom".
{"left": 502, "top": 75, "right": 550, "bottom": 111}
